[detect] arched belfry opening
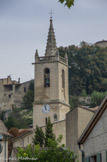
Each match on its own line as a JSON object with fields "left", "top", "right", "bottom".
{"left": 44, "top": 68, "right": 50, "bottom": 87}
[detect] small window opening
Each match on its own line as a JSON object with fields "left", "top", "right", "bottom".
{"left": 62, "top": 70, "right": 65, "bottom": 89}
{"left": 27, "top": 136, "right": 29, "bottom": 143}
{"left": 54, "top": 114, "right": 57, "bottom": 121}
{"left": 44, "top": 68, "right": 50, "bottom": 87}
{"left": 9, "top": 94, "right": 11, "bottom": 98}
{"left": 24, "top": 87, "right": 26, "bottom": 93}
{"left": 45, "top": 117, "right": 48, "bottom": 124}
{"left": 90, "top": 155, "right": 97, "bottom": 162}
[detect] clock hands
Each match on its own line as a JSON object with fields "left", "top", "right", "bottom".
{"left": 42, "top": 104, "right": 50, "bottom": 113}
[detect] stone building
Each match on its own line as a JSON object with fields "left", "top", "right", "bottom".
{"left": 11, "top": 17, "right": 97, "bottom": 162}
{"left": 0, "top": 120, "right": 12, "bottom": 162}
{"left": 33, "top": 16, "right": 70, "bottom": 131}
{"left": 11, "top": 129, "right": 33, "bottom": 161}
{"left": 66, "top": 107, "right": 94, "bottom": 162}
{"left": 78, "top": 97, "right": 107, "bottom": 162}
{"left": 0, "top": 76, "right": 32, "bottom": 111}
{"left": 95, "top": 40, "right": 107, "bottom": 48}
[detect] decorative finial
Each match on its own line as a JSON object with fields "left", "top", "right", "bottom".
{"left": 49, "top": 10, "right": 54, "bottom": 19}
{"left": 35, "top": 49, "right": 38, "bottom": 57}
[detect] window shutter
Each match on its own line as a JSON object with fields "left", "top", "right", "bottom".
{"left": 97, "top": 153, "right": 101, "bottom": 162}
{"left": 84, "top": 157, "right": 90, "bottom": 162}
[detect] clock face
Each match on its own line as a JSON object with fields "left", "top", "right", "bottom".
{"left": 42, "top": 104, "right": 50, "bottom": 114}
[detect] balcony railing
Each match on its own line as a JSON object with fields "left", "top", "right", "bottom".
{"left": 36, "top": 55, "right": 67, "bottom": 64}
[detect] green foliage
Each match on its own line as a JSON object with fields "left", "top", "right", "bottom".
{"left": 4, "top": 108, "right": 32, "bottom": 129}
{"left": 17, "top": 137, "right": 77, "bottom": 162}
{"left": 45, "top": 117, "right": 55, "bottom": 147}
{"left": 0, "top": 110, "right": 5, "bottom": 121}
{"left": 4, "top": 117, "right": 15, "bottom": 129}
{"left": 23, "top": 81, "right": 34, "bottom": 110}
{"left": 1, "top": 81, "right": 34, "bottom": 129}
{"left": 59, "top": 43, "right": 107, "bottom": 95}
{"left": 33, "top": 118, "right": 56, "bottom": 148}
{"left": 69, "top": 96, "right": 79, "bottom": 109}
{"left": 91, "top": 91, "right": 107, "bottom": 107}
{"left": 33, "top": 126, "right": 44, "bottom": 147}
{"left": 59, "top": 0, "right": 74, "bottom": 8}
{"left": 80, "top": 90, "right": 87, "bottom": 97}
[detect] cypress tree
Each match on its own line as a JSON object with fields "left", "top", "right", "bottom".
{"left": 33, "top": 126, "right": 44, "bottom": 147}
{"left": 45, "top": 117, "right": 55, "bottom": 146}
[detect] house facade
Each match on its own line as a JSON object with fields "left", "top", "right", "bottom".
{"left": 66, "top": 107, "right": 94, "bottom": 162}
{"left": 0, "top": 76, "right": 32, "bottom": 111}
{"left": 95, "top": 40, "right": 107, "bottom": 48}
{"left": 0, "top": 120, "right": 12, "bottom": 162}
{"left": 78, "top": 97, "right": 107, "bottom": 162}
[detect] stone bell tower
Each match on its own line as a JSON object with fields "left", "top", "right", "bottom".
{"left": 33, "top": 17, "right": 70, "bottom": 128}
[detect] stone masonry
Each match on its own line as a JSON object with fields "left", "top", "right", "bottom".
{"left": 0, "top": 75, "right": 32, "bottom": 111}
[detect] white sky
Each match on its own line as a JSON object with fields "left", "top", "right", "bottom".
{"left": 0, "top": 0, "right": 107, "bottom": 82}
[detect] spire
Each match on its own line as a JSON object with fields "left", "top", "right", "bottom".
{"left": 35, "top": 49, "right": 39, "bottom": 63}
{"left": 45, "top": 16, "right": 57, "bottom": 56}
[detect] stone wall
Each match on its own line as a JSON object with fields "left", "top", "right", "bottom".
{"left": 83, "top": 108, "right": 107, "bottom": 161}
{"left": 0, "top": 76, "right": 32, "bottom": 111}
{"left": 66, "top": 107, "right": 94, "bottom": 162}
{"left": 95, "top": 40, "right": 107, "bottom": 48}
{"left": 13, "top": 132, "right": 33, "bottom": 148}
{"left": 41, "top": 119, "right": 66, "bottom": 145}
{"left": 0, "top": 140, "right": 8, "bottom": 162}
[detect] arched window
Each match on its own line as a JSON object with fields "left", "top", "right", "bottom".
{"left": 62, "top": 69, "right": 65, "bottom": 88}
{"left": 45, "top": 117, "right": 48, "bottom": 124}
{"left": 44, "top": 68, "right": 50, "bottom": 87}
{"left": 54, "top": 114, "right": 57, "bottom": 121}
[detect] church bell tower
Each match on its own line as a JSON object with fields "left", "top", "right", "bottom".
{"left": 33, "top": 17, "right": 70, "bottom": 128}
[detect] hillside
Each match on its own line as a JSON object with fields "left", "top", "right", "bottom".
{"left": 1, "top": 42, "right": 107, "bottom": 128}
{"left": 59, "top": 42, "right": 107, "bottom": 95}
{"left": 0, "top": 81, "right": 34, "bottom": 129}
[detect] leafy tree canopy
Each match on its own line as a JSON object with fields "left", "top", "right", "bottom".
{"left": 4, "top": 108, "right": 32, "bottom": 129}
{"left": 59, "top": 0, "right": 74, "bottom": 8}
{"left": 91, "top": 91, "right": 107, "bottom": 107}
{"left": 17, "top": 136, "right": 77, "bottom": 162}
{"left": 59, "top": 42, "right": 107, "bottom": 95}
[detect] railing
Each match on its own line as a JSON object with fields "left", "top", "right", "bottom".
{"left": 39, "top": 56, "right": 56, "bottom": 62}
{"left": 59, "top": 56, "right": 67, "bottom": 64}
{"left": 37, "top": 55, "right": 67, "bottom": 64}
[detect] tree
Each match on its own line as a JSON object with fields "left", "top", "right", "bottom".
{"left": 59, "top": 43, "right": 107, "bottom": 96}
{"left": 32, "top": 118, "right": 55, "bottom": 147}
{"left": 91, "top": 91, "right": 107, "bottom": 107}
{"left": 23, "top": 81, "right": 34, "bottom": 110}
{"left": 4, "top": 117, "right": 15, "bottom": 129}
{"left": 0, "top": 110, "right": 5, "bottom": 121}
{"left": 33, "top": 126, "right": 44, "bottom": 147}
{"left": 8, "top": 127, "right": 19, "bottom": 137}
{"left": 69, "top": 96, "right": 79, "bottom": 109}
{"left": 17, "top": 136, "right": 77, "bottom": 162}
{"left": 4, "top": 108, "right": 32, "bottom": 129}
{"left": 45, "top": 117, "right": 55, "bottom": 147}
{"left": 59, "top": 0, "right": 74, "bottom": 8}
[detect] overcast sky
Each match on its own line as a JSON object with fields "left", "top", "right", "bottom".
{"left": 0, "top": 0, "right": 107, "bottom": 82}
